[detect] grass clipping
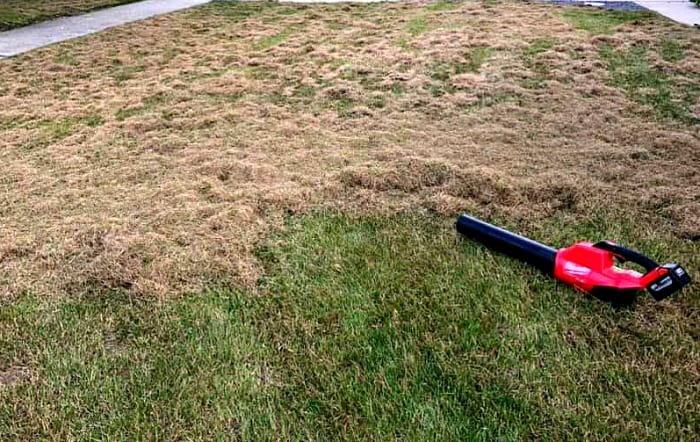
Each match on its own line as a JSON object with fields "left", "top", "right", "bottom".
{"left": 0, "top": 1, "right": 698, "bottom": 297}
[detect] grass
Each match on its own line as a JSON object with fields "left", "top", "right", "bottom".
{"left": 255, "top": 32, "right": 289, "bottom": 50}
{"left": 5, "top": 115, "right": 106, "bottom": 149}
{"left": 0, "top": 0, "right": 144, "bottom": 31}
{"left": 407, "top": 17, "right": 431, "bottom": 36}
{"left": 520, "top": 38, "right": 557, "bottom": 88}
{"left": 464, "top": 46, "right": 494, "bottom": 72}
{"left": 523, "top": 38, "right": 556, "bottom": 59}
{"left": 254, "top": 25, "right": 305, "bottom": 51}
{"left": 0, "top": 290, "right": 271, "bottom": 439}
{"left": 426, "top": 0, "right": 462, "bottom": 12}
{"left": 0, "top": 0, "right": 699, "bottom": 435}
{"left": 562, "top": 9, "right": 655, "bottom": 35}
{"left": 1, "top": 212, "right": 698, "bottom": 439}
{"left": 660, "top": 38, "right": 685, "bottom": 63}
{"left": 599, "top": 44, "right": 700, "bottom": 124}
{"left": 115, "top": 91, "right": 171, "bottom": 121}
{"left": 0, "top": 0, "right": 695, "bottom": 299}
{"left": 427, "top": 47, "right": 494, "bottom": 96}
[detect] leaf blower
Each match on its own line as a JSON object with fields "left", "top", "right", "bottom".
{"left": 456, "top": 214, "right": 691, "bottom": 303}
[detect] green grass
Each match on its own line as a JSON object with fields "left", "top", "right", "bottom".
{"left": 427, "top": 48, "right": 493, "bottom": 96}
{"left": 520, "top": 38, "right": 558, "bottom": 89}
{"left": 0, "top": 0, "right": 143, "bottom": 31}
{"left": 108, "top": 59, "right": 145, "bottom": 83}
{"left": 407, "top": 17, "right": 430, "bottom": 37}
{"left": 115, "top": 92, "right": 171, "bottom": 121}
{"left": 660, "top": 38, "right": 685, "bottom": 63}
{"left": 256, "top": 33, "right": 288, "bottom": 50}
{"left": 599, "top": 44, "right": 700, "bottom": 124}
{"left": 425, "top": 0, "right": 462, "bottom": 12}
{"left": 18, "top": 115, "right": 104, "bottom": 149}
{"left": 2, "top": 212, "right": 698, "bottom": 440}
{"left": 562, "top": 9, "right": 654, "bottom": 34}
{"left": 464, "top": 46, "right": 494, "bottom": 72}
{"left": 523, "top": 38, "right": 556, "bottom": 59}
{"left": 293, "top": 85, "right": 317, "bottom": 98}
{"left": 395, "top": 37, "right": 412, "bottom": 51}
{"left": 38, "top": 118, "right": 84, "bottom": 138}
{"left": 0, "top": 291, "right": 272, "bottom": 439}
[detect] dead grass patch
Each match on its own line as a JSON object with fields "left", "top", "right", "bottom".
{"left": 0, "top": 0, "right": 697, "bottom": 298}
{"left": 0, "top": 366, "right": 30, "bottom": 389}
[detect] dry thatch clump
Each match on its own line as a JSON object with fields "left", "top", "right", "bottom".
{"left": 0, "top": 1, "right": 698, "bottom": 298}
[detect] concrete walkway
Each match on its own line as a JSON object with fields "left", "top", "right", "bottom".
{"left": 632, "top": 0, "right": 699, "bottom": 26}
{"left": 0, "top": 0, "right": 211, "bottom": 58}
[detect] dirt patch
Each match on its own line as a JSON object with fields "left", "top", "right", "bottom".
{"left": 0, "top": 1, "right": 697, "bottom": 298}
{"left": 0, "top": 366, "right": 30, "bottom": 389}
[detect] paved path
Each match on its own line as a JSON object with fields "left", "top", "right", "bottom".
{"left": 0, "top": 0, "right": 210, "bottom": 58}
{"left": 632, "top": 0, "right": 699, "bottom": 26}
{"left": 0, "top": 0, "right": 697, "bottom": 59}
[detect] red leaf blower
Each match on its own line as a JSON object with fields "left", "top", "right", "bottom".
{"left": 456, "top": 214, "right": 691, "bottom": 303}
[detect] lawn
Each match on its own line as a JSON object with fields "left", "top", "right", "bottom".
{"left": 0, "top": 0, "right": 144, "bottom": 31}
{"left": 0, "top": 0, "right": 699, "bottom": 439}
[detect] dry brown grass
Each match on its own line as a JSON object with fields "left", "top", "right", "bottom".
{"left": 0, "top": 0, "right": 698, "bottom": 298}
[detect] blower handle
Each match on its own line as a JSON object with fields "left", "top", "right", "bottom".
{"left": 591, "top": 241, "right": 690, "bottom": 301}
{"left": 592, "top": 241, "right": 659, "bottom": 273}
